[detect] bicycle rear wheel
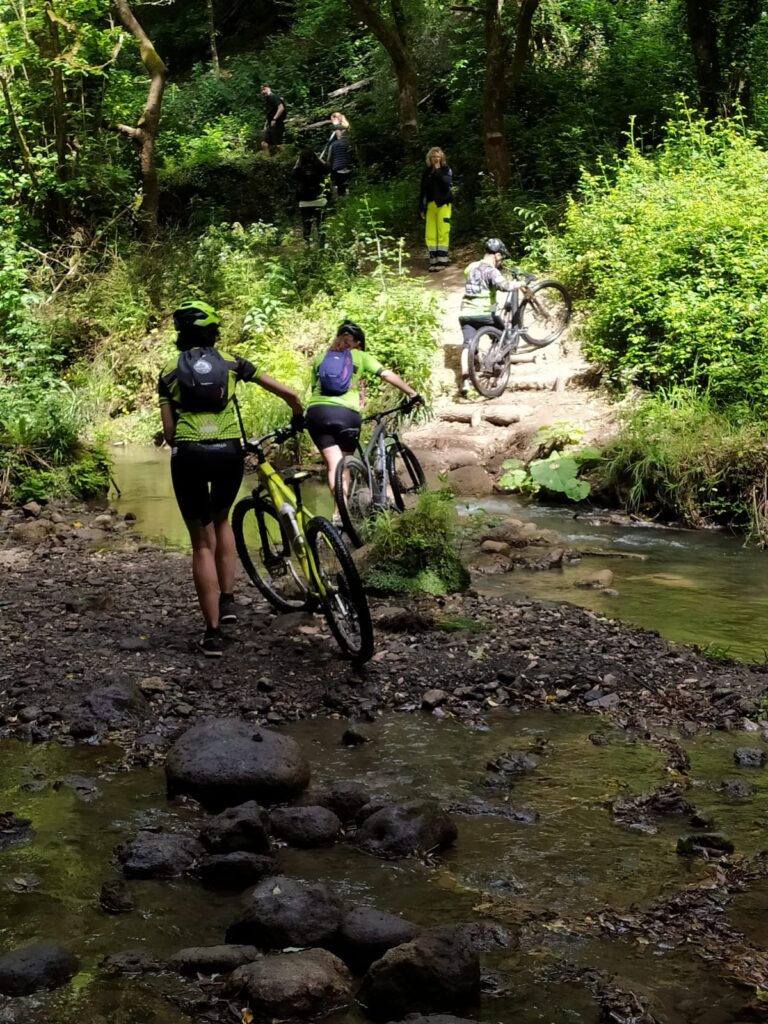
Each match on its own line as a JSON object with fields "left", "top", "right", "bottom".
{"left": 386, "top": 442, "right": 425, "bottom": 511}
{"left": 468, "top": 326, "right": 511, "bottom": 398}
{"left": 519, "top": 279, "right": 572, "bottom": 347}
{"left": 306, "top": 516, "right": 374, "bottom": 663}
{"left": 334, "top": 456, "right": 373, "bottom": 549}
{"left": 232, "top": 497, "right": 312, "bottom": 613}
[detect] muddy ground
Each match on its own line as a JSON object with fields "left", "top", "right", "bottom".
{"left": 1, "top": 502, "right": 766, "bottom": 755}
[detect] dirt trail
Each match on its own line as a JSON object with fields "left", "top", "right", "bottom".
{"left": 403, "top": 253, "right": 617, "bottom": 494}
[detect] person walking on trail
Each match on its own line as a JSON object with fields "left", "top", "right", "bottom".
{"left": 305, "top": 321, "right": 422, "bottom": 510}
{"left": 159, "top": 299, "right": 303, "bottom": 657}
{"left": 420, "top": 147, "right": 453, "bottom": 272}
{"left": 293, "top": 150, "right": 329, "bottom": 244}
{"left": 260, "top": 84, "right": 286, "bottom": 154}
{"left": 326, "top": 117, "right": 353, "bottom": 197}
{"left": 458, "top": 238, "right": 522, "bottom": 396}
{"left": 321, "top": 111, "right": 349, "bottom": 160}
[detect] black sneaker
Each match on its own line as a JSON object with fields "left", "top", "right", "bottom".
{"left": 219, "top": 594, "right": 238, "bottom": 624}
{"left": 198, "top": 628, "right": 224, "bottom": 657}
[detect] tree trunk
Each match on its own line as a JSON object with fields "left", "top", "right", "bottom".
{"left": 0, "top": 71, "right": 38, "bottom": 187}
{"left": 484, "top": 0, "right": 511, "bottom": 189}
{"left": 112, "top": 0, "right": 167, "bottom": 236}
{"left": 684, "top": 0, "right": 722, "bottom": 120}
{"left": 346, "top": 0, "right": 419, "bottom": 138}
{"left": 46, "top": 8, "right": 68, "bottom": 180}
{"left": 205, "top": 0, "right": 220, "bottom": 76}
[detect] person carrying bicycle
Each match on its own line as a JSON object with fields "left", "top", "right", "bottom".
{"left": 305, "top": 320, "right": 422, "bottom": 508}
{"left": 458, "top": 238, "right": 522, "bottom": 396}
{"left": 159, "top": 299, "right": 304, "bottom": 657}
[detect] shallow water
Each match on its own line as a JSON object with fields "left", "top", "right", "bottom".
{"left": 110, "top": 446, "right": 768, "bottom": 661}
{"left": 1, "top": 711, "right": 765, "bottom": 1022}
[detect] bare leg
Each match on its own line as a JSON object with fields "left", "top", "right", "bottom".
{"left": 188, "top": 521, "right": 220, "bottom": 628}
{"left": 321, "top": 444, "right": 344, "bottom": 509}
{"left": 213, "top": 511, "right": 236, "bottom": 595}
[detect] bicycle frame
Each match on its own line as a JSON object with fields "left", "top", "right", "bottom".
{"left": 245, "top": 434, "right": 328, "bottom": 600}
{"left": 355, "top": 404, "right": 409, "bottom": 506}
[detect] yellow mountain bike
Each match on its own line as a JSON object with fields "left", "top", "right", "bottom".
{"left": 231, "top": 423, "right": 374, "bottom": 664}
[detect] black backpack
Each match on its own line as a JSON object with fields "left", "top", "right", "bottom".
{"left": 175, "top": 347, "right": 230, "bottom": 413}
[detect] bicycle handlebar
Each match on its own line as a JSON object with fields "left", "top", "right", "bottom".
{"left": 244, "top": 422, "right": 300, "bottom": 454}
{"left": 362, "top": 396, "right": 422, "bottom": 425}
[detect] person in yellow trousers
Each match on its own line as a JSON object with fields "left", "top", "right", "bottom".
{"left": 419, "top": 147, "right": 453, "bottom": 272}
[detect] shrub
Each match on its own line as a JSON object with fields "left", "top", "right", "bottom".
{"left": 547, "top": 111, "right": 768, "bottom": 412}
{"left": 363, "top": 489, "right": 470, "bottom": 596}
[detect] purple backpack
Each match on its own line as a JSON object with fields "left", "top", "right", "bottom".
{"left": 318, "top": 349, "right": 354, "bottom": 396}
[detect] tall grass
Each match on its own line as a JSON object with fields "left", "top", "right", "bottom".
{"left": 596, "top": 388, "right": 768, "bottom": 542}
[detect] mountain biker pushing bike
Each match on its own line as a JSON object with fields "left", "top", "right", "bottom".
{"left": 159, "top": 299, "right": 304, "bottom": 657}
{"left": 305, "top": 321, "right": 422, "bottom": 508}
{"left": 458, "top": 238, "right": 522, "bottom": 396}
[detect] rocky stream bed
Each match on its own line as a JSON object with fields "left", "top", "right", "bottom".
{"left": 4, "top": 501, "right": 768, "bottom": 1023}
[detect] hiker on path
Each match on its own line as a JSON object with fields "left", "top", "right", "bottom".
{"left": 261, "top": 84, "right": 286, "bottom": 154}
{"left": 420, "top": 147, "right": 453, "bottom": 272}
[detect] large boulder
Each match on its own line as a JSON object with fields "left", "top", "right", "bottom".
{"left": 269, "top": 806, "right": 341, "bottom": 847}
{"left": 116, "top": 832, "right": 204, "bottom": 879}
{"left": 359, "top": 925, "right": 480, "bottom": 1021}
{"left": 198, "top": 802, "right": 271, "bottom": 854}
{"left": 167, "top": 945, "right": 260, "bottom": 976}
{"left": 0, "top": 943, "right": 79, "bottom": 996}
{"left": 335, "top": 906, "right": 421, "bottom": 972}
{"left": 314, "top": 781, "right": 371, "bottom": 822}
{"left": 200, "top": 852, "right": 277, "bottom": 890}
{"left": 354, "top": 802, "right": 457, "bottom": 859}
{"left": 225, "top": 948, "right": 353, "bottom": 1019}
{"left": 165, "top": 719, "right": 310, "bottom": 810}
{"left": 225, "top": 875, "right": 343, "bottom": 949}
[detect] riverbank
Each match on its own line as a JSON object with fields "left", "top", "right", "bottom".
{"left": 1, "top": 502, "right": 766, "bottom": 753}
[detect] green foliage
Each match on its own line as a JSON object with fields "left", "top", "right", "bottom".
{"left": 363, "top": 489, "right": 470, "bottom": 596}
{"left": 548, "top": 111, "right": 768, "bottom": 411}
{"left": 594, "top": 387, "right": 768, "bottom": 541}
{"left": 498, "top": 425, "right": 600, "bottom": 501}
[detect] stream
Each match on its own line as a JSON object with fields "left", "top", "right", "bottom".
{"left": 110, "top": 445, "right": 768, "bottom": 661}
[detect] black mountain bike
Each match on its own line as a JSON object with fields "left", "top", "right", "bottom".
{"left": 334, "top": 398, "right": 425, "bottom": 548}
{"left": 468, "top": 271, "right": 572, "bottom": 398}
{"left": 231, "top": 422, "right": 374, "bottom": 663}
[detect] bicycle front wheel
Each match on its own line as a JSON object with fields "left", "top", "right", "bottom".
{"left": 468, "top": 326, "right": 511, "bottom": 398}
{"left": 232, "top": 497, "right": 312, "bottom": 613}
{"left": 519, "top": 279, "right": 572, "bottom": 347}
{"left": 306, "top": 516, "right": 374, "bottom": 663}
{"left": 334, "top": 456, "right": 373, "bottom": 549}
{"left": 386, "top": 442, "right": 425, "bottom": 512}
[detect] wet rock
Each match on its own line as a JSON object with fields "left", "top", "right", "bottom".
{"left": 198, "top": 801, "right": 271, "bottom": 854}
{"left": 270, "top": 806, "right": 341, "bottom": 847}
{"left": 677, "top": 832, "right": 735, "bottom": 857}
{"left": 480, "top": 540, "right": 511, "bottom": 556}
{"left": 610, "top": 785, "right": 694, "bottom": 831}
{"left": 165, "top": 719, "right": 310, "bottom": 810}
{"left": 486, "top": 750, "right": 539, "bottom": 775}
{"left": 99, "top": 879, "right": 135, "bottom": 914}
{"left": 100, "top": 950, "right": 162, "bottom": 975}
{"left": 200, "top": 852, "right": 277, "bottom": 890}
{"left": 316, "top": 781, "right": 371, "bottom": 822}
{"left": 68, "top": 714, "right": 97, "bottom": 740}
{"left": 167, "top": 945, "right": 261, "bottom": 976}
{"left": 0, "top": 943, "right": 79, "bottom": 996}
{"left": 720, "top": 778, "right": 756, "bottom": 799}
{"left": 225, "top": 948, "right": 353, "bottom": 1019}
{"left": 21, "top": 501, "right": 42, "bottom": 518}
{"left": 449, "top": 799, "right": 539, "bottom": 823}
{"left": 356, "top": 799, "right": 392, "bottom": 825}
{"left": 11, "top": 520, "right": 56, "bottom": 545}
{"left": 447, "top": 465, "right": 494, "bottom": 497}
{"left": 576, "top": 569, "right": 614, "bottom": 589}
{"left": 422, "top": 689, "right": 449, "bottom": 711}
{"left": 359, "top": 925, "right": 480, "bottom": 1021}
{"left": 84, "top": 681, "right": 147, "bottom": 727}
{"left": 342, "top": 726, "right": 369, "bottom": 746}
{"left": 0, "top": 812, "right": 32, "bottom": 850}
{"left": 354, "top": 801, "right": 457, "bottom": 859}
{"left": 116, "top": 831, "right": 205, "bottom": 878}
{"left": 733, "top": 747, "right": 766, "bottom": 768}
{"left": 335, "top": 906, "right": 421, "bottom": 971}
{"left": 225, "top": 875, "right": 344, "bottom": 949}
{"left": 53, "top": 775, "right": 100, "bottom": 802}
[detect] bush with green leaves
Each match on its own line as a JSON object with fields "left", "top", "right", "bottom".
{"left": 594, "top": 387, "right": 768, "bottom": 542}
{"left": 363, "top": 489, "right": 470, "bottom": 596}
{"left": 547, "top": 112, "right": 768, "bottom": 411}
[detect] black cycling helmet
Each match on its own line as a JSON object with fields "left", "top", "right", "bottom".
{"left": 337, "top": 320, "right": 366, "bottom": 349}
{"left": 484, "top": 238, "right": 510, "bottom": 258}
{"left": 172, "top": 299, "right": 221, "bottom": 332}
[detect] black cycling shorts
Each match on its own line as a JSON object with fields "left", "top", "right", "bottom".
{"left": 458, "top": 314, "right": 505, "bottom": 347}
{"left": 170, "top": 439, "right": 244, "bottom": 525}
{"left": 264, "top": 122, "right": 285, "bottom": 146}
{"left": 305, "top": 404, "right": 361, "bottom": 453}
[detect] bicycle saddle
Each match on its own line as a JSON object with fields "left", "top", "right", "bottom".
{"left": 283, "top": 470, "right": 310, "bottom": 486}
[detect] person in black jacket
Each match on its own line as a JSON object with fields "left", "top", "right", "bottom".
{"left": 327, "top": 120, "right": 353, "bottom": 197}
{"left": 292, "top": 150, "right": 329, "bottom": 243}
{"left": 420, "top": 147, "right": 453, "bottom": 271}
{"left": 260, "top": 84, "right": 286, "bottom": 155}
